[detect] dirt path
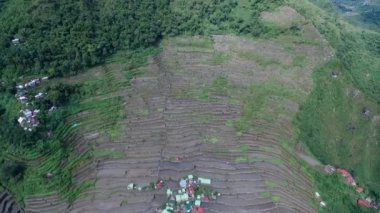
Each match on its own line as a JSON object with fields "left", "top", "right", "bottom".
{"left": 297, "top": 153, "right": 322, "bottom": 167}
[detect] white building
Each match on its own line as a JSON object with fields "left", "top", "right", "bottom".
{"left": 18, "top": 117, "right": 26, "bottom": 125}
{"left": 12, "top": 38, "right": 20, "bottom": 45}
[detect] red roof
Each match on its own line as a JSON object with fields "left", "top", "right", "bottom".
{"left": 337, "top": 168, "right": 355, "bottom": 184}
{"left": 156, "top": 180, "right": 164, "bottom": 189}
{"left": 202, "top": 196, "right": 211, "bottom": 202}
{"left": 357, "top": 199, "right": 371, "bottom": 208}
{"left": 356, "top": 187, "right": 364, "bottom": 193}
{"left": 337, "top": 168, "right": 350, "bottom": 176}
{"left": 194, "top": 206, "right": 205, "bottom": 213}
{"left": 187, "top": 186, "right": 195, "bottom": 194}
{"left": 346, "top": 176, "right": 354, "bottom": 184}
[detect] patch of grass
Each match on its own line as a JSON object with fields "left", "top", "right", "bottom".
{"left": 264, "top": 180, "right": 278, "bottom": 188}
{"left": 174, "top": 36, "right": 215, "bottom": 53}
{"left": 234, "top": 155, "right": 249, "bottom": 163}
{"left": 225, "top": 119, "right": 235, "bottom": 128}
{"left": 175, "top": 37, "right": 214, "bottom": 49}
{"left": 108, "top": 128, "right": 123, "bottom": 139}
{"left": 271, "top": 195, "right": 281, "bottom": 202}
{"left": 293, "top": 55, "right": 307, "bottom": 67}
{"left": 125, "top": 68, "right": 144, "bottom": 83}
{"left": 204, "top": 136, "right": 219, "bottom": 144}
{"left": 236, "top": 131, "right": 243, "bottom": 137}
{"left": 276, "top": 34, "right": 321, "bottom": 46}
{"left": 228, "top": 98, "right": 240, "bottom": 105}
{"left": 109, "top": 48, "right": 161, "bottom": 69}
{"left": 238, "top": 51, "right": 281, "bottom": 67}
{"left": 269, "top": 158, "right": 283, "bottom": 166}
{"left": 260, "top": 191, "right": 271, "bottom": 198}
{"left": 137, "top": 109, "right": 149, "bottom": 116}
{"left": 181, "top": 75, "right": 233, "bottom": 101}
{"left": 205, "top": 53, "right": 230, "bottom": 65}
{"left": 233, "top": 144, "right": 250, "bottom": 153}
{"left": 210, "top": 75, "right": 230, "bottom": 95}
{"left": 93, "top": 149, "right": 124, "bottom": 159}
{"left": 234, "top": 81, "right": 300, "bottom": 132}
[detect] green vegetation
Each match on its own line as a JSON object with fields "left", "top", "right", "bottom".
{"left": 234, "top": 81, "right": 300, "bottom": 133}
{"left": 0, "top": 47, "right": 157, "bottom": 204}
{"left": 291, "top": 0, "right": 380, "bottom": 211}
{"left": 293, "top": 55, "right": 307, "bottom": 67}
{"left": 289, "top": 0, "right": 380, "bottom": 103}
{"left": 181, "top": 75, "right": 233, "bottom": 101}
{"left": 0, "top": 0, "right": 168, "bottom": 78}
{"left": 296, "top": 59, "right": 380, "bottom": 198}
{"left": 204, "top": 136, "right": 219, "bottom": 144}
{"left": 174, "top": 37, "right": 214, "bottom": 50}
{"left": 264, "top": 180, "right": 278, "bottom": 188}
{"left": 260, "top": 191, "right": 270, "bottom": 198}
{"left": 271, "top": 195, "right": 281, "bottom": 202}
{"left": 206, "top": 53, "right": 230, "bottom": 65}
{"left": 238, "top": 51, "right": 281, "bottom": 67}
{"left": 93, "top": 149, "right": 124, "bottom": 159}
{"left": 0, "top": 0, "right": 379, "bottom": 212}
{"left": 304, "top": 166, "right": 374, "bottom": 213}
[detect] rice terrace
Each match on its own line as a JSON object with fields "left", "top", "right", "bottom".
{"left": 0, "top": 0, "right": 379, "bottom": 213}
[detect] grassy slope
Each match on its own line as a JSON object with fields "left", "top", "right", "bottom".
{"left": 297, "top": 61, "right": 378, "bottom": 212}
{"left": 288, "top": 0, "right": 380, "bottom": 211}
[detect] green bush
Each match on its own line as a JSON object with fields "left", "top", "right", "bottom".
{"left": 0, "top": 161, "right": 26, "bottom": 182}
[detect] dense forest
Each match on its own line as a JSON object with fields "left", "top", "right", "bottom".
{"left": 0, "top": 0, "right": 288, "bottom": 80}
{"left": 0, "top": 0, "right": 246, "bottom": 79}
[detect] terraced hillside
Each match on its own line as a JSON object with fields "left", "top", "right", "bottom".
{"left": 22, "top": 6, "right": 334, "bottom": 213}
{"left": 0, "top": 191, "right": 24, "bottom": 213}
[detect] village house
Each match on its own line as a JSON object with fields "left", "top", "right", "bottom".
{"left": 11, "top": 38, "right": 20, "bottom": 45}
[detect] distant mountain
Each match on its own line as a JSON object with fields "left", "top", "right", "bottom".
{"left": 332, "top": 0, "right": 380, "bottom": 28}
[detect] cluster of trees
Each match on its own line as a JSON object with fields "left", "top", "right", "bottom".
{"left": 0, "top": 0, "right": 170, "bottom": 78}
{"left": 0, "top": 160, "right": 25, "bottom": 183}
{"left": 0, "top": 0, "right": 241, "bottom": 79}
{"left": 0, "top": 0, "right": 287, "bottom": 80}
